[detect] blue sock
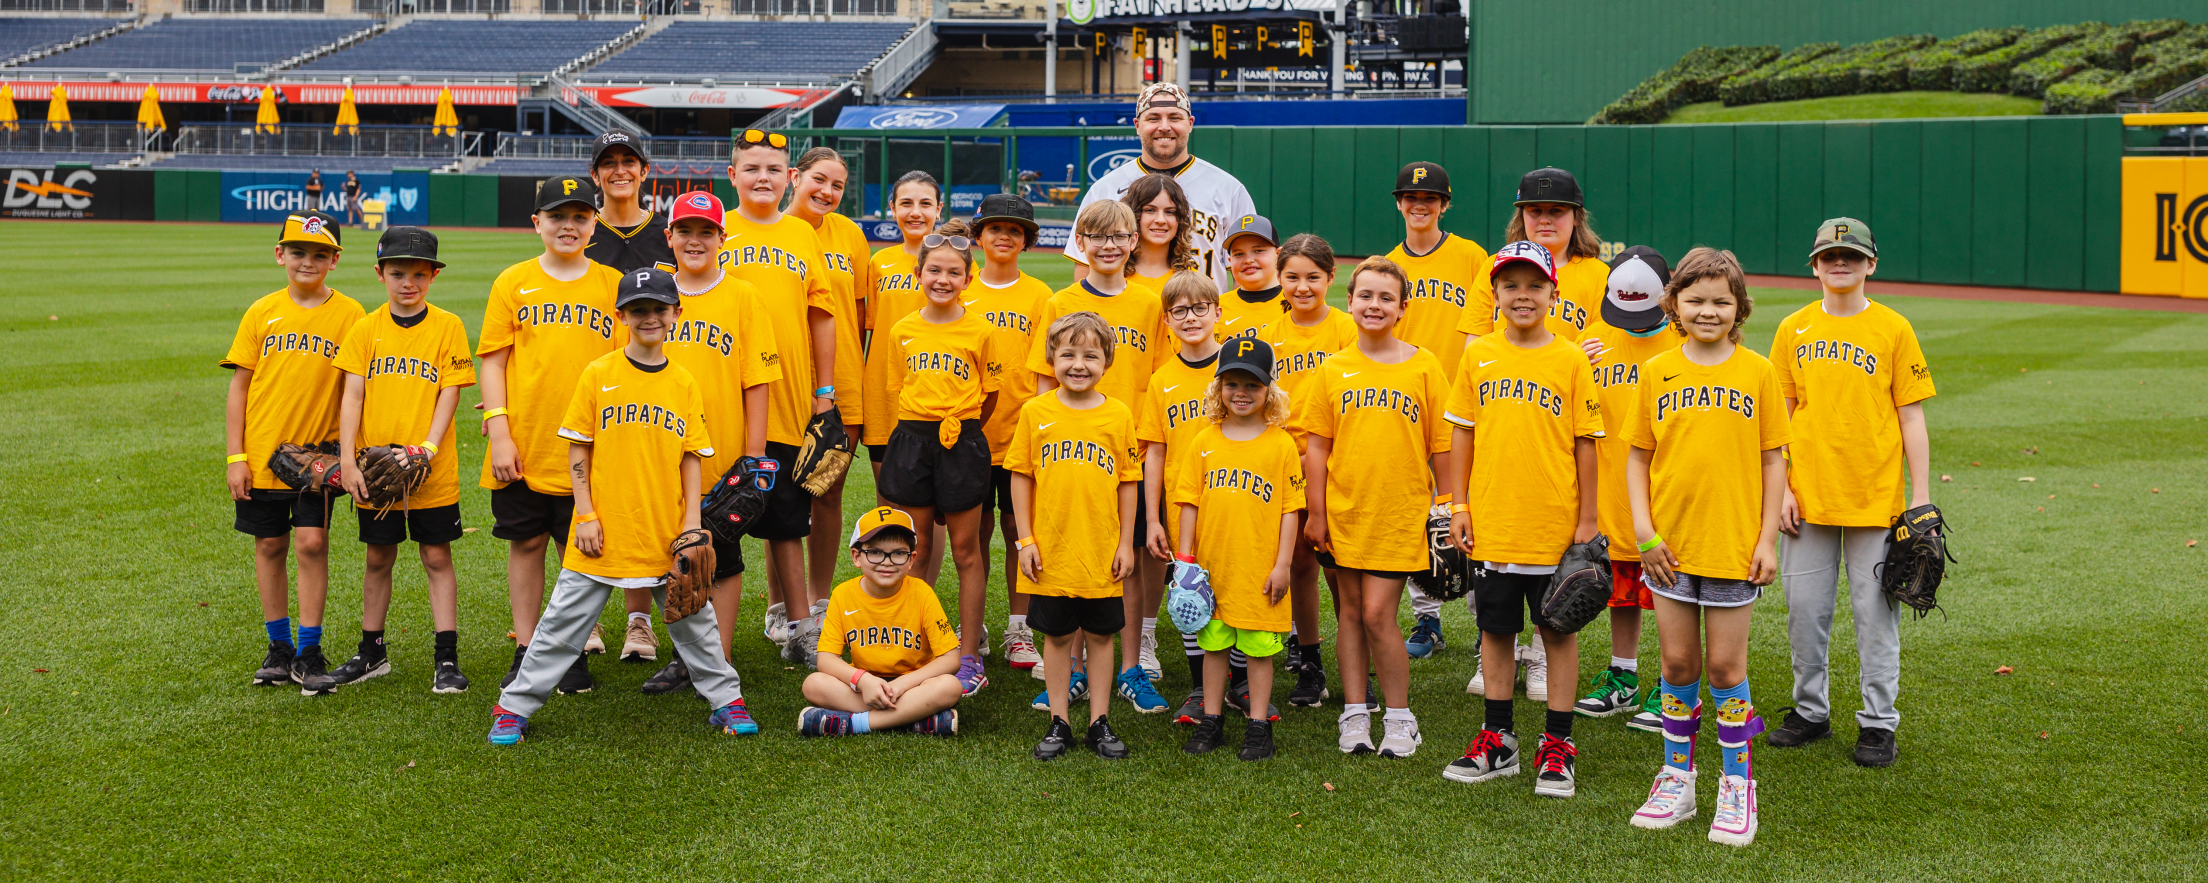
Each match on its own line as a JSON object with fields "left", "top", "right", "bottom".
{"left": 1659, "top": 677, "right": 1701, "bottom": 773}
{"left": 1712, "top": 680, "right": 1758, "bottom": 780}
{"left": 298, "top": 625, "right": 322, "bottom": 649}
{"left": 852, "top": 712, "right": 872, "bottom": 734}
{"left": 265, "top": 618, "right": 293, "bottom": 647}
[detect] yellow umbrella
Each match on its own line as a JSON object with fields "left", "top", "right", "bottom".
{"left": 0, "top": 83, "right": 17, "bottom": 133}
{"left": 136, "top": 84, "right": 166, "bottom": 131}
{"left": 333, "top": 85, "right": 359, "bottom": 135}
{"left": 46, "top": 83, "right": 72, "bottom": 132}
{"left": 430, "top": 87, "right": 458, "bottom": 136}
{"left": 255, "top": 84, "right": 280, "bottom": 134}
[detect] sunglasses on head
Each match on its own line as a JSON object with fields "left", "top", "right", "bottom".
{"left": 922, "top": 233, "right": 971, "bottom": 250}
{"left": 737, "top": 129, "right": 788, "bottom": 149}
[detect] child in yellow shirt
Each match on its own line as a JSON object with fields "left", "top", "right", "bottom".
{"left": 1138, "top": 272, "right": 1222, "bottom": 719}
{"left": 798, "top": 507, "right": 963, "bottom": 737}
{"left": 1216, "top": 214, "right": 1285, "bottom": 342}
{"left": 965, "top": 194, "right": 1053, "bottom": 675}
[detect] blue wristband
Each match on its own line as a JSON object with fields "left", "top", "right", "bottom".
{"left": 813, "top": 385, "right": 835, "bottom": 397}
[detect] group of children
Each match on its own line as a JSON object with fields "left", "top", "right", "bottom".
{"left": 223, "top": 135, "right": 1936, "bottom": 848}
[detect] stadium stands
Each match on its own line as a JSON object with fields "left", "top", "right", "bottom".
{"left": 0, "top": 151, "right": 140, "bottom": 168}
{"left": 145, "top": 154, "right": 435, "bottom": 172}
{"left": 0, "top": 18, "right": 118, "bottom": 62}
{"left": 301, "top": 20, "right": 633, "bottom": 74}
{"left": 588, "top": 21, "right": 913, "bottom": 81}
{"left": 469, "top": 158, "right": 590, "bottom": 177}
{"left": 27, "top": 18, "right": 363, "bottom": 71}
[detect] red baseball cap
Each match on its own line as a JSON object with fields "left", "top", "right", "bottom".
{"left": 668, "top": 190, "right": 724, "bottom": 229}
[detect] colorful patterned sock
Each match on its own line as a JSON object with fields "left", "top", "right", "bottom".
{"left": 1712, "top": 680, "right": 1763, "bottom": 780}
{"left": 1659, "top": 677, "right": 1701, "bottom": 772}
{"left": 265, "top": 617, "right": 292, "bottom": 648}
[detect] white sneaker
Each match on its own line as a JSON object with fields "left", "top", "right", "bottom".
{"left": 1004, "top": 624, "right": 1042, "bottom": 671}
{"left": 1337, "top": 708, "right": 1375, "bottom": 754}
{"left": 621, "top": 618, "right": 656, "bottom": 662}
{"left": 1138, "top": 628, "right": 1162, "bottom": 682}
{"left": 1521, "top": 642, "right": 1549, "bottom": 702}
{"left": 1630, "top": 766, "right": 1699, "bottom": 829}
{"left": 1467, "top": 638, "right": 1514, "bottom": 695}
{"left": 763, "top": 603, "right": 790, "bottom": 645}
{"left": 584, "top": 622, "right": 607, "bottom": 655}
{"left": 1709, "top": 775, "right": 1758, "bottom": 846}
{"left": 979, "top": 623, "right": 991, "bottom": 657}
{"left": 1377, "top": 714, "right": 1423, "bottom": 758}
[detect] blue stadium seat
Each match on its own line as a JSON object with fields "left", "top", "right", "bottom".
{"left": 588, "top": 21, "right": 913, "bottom": 80}
{"left": 27, "top": 18, "right": 362, "bottom": 71}
{"left": 0, "top": 150, "right": 139, "bottom": 168}
{"left": 145, "top": 154, "right": 437, "bottom": 173}
{"left": 301, "top": 20, "right": 632, "bottom": 74}
{"left": 0, "top": 18, "right": 119, "bottom": 61}
{"left": 470, "top": 158, "right": 592, "bottom": 177}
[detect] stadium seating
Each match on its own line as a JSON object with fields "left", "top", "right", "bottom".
{"left": 146, "top": 154, "right": 435, "bottom": 172}
{"left": 0, "top": 150, "right": 140, "bottom": 168}
{"left": 0, "top": 18, "right": 118, "bottom": 62}
{"left": 469, "top": 158, "right": 590, "bottom": 177}
{"left": 588, "top": 21, "right": 913, "bottom": 81}
{"left": 27, "top": 18, "right": 362, "bottom": 71}
{"left": 301, "top": 20, "right": 632, "bottom": 74}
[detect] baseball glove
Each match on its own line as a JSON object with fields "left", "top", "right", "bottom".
{"left": 1164, "top": 558, "right": 1215, "bottom": 634}
{"left": 792, "top": 408, "right": 854, "bottom": 497}
{"left": 1540, "top": 535, "right": 1613, "bottom": 635}
{"left": 1877, "top": 503, "right": 1954, "bottom": 619}
{"left": 353, "top": 443, "right": 432, "bottom": 509}
{"left": 660, "top": 528, "right": 716, "bottom": 622}
{"left": 267, "top": 442, "right": 346, "bottom": 495}
{"left": 701, "top": 456, "right": 775, "bottom": 544}
{"left": 1408, "top": 505, "right": 1474, "bottom": 602}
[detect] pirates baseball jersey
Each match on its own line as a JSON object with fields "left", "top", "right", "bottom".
{"left": 965, "top": 273, "right": 1052, "bottom": 464}
{"left": 1627, "top": 346, "right": 1791, "bottom": 581}
{"left": 1388, "top": 233, "right": 1490, "bottom": 376}
{"left": 1068, "top": 156, "right": 1257, "bottom": 291}
{"left": 817, "top": 576, "right": 960, "bottom": 677}
{"left": 557, "top": 352, "right": 714, "bottom": 580}
{"left": 1003, "top": 392, "right": 1143, "bottom": 599}
{"left": 1444, "top": 334, "right": 1606, "bottom": 566}
{"left": 862, "top": 244, "right": 926, "bottom": 445}
{"left": 1217, "top": 286, "right": 1289, "bottom": 343}
{"left": 664, "top": 271, "right": 782, "bottom": 484}
{"left": 1584, "top": 323, "right": 1681, "bottom": 562}
{"left": 1289, "top": 345, "right": 1453, "bottom": 573}
{"left": 476, "top": 257, "right": 626, "bottom": 495}
{"left": 1258, "top": 306, "right": 1360, "bottom": 401}
{"left": 1173, "top": 423, "right": 1305, "bottom": 633}
{"left": 222, "top": 288, "right": 367, "bottom": 491}
{"left": 888, "top": 308, "right": 1002, "bottom": 423}
{"left": 1770, "top": 300, "right": 1936, "bottom": 527}
{"left": 1136, "top": 350, "right": 1221, "bottom": 508}
{"left": 812, "top": 211, "right": 873, "bottom": 429}
{"left": 332, "top": 303, "right": 476, "bottom": 509}
{"left": 717, "top": 212, "right": 838, "bottom": 447}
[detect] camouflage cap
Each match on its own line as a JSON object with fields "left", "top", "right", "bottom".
{"left": 1810, "top": 217, "right": 1877, "bottom": 260}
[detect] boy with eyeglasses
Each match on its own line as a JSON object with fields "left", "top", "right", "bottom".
{"left": 797, "top": 507, "right": 964, "bottom": 737}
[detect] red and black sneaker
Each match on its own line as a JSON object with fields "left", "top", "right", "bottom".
{"left": 1442, "top": 728, "right": 1520, "bottom": 783}
{"left": 1533, "top": 734, "right": 1579, "bottom": 798}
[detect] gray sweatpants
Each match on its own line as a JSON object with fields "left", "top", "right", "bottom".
{"left": 499, "top": 568, "right": 743, "bottom": 718}
{"left": 1781, "top": 523, "right": 1900, "bottom": 731}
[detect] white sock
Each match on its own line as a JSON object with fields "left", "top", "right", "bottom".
{"left": 1008, "top": 613, "right": 1026, "bottom": 630}
{"left": 628, "top": 612, "right": 651, "bottom": 626}
{"left": 1141, "top": 617, "right": 1158, "bottom": 633}
{"left": 1384, "top": 706, "right": 1416, "bottom": 722}
{"left": 1612, "top": 656, "right": 1639, "bottom": 673}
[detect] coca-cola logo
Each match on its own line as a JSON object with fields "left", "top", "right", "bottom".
{"left": 206, "top": 85, "right": 286, "bottom": 103}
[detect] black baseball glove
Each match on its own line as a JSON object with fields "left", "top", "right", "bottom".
{"left": 1877, "top": 503, "right": 1954, "bottom": 619}
{"left": 267, "top": 441, "right": 346, "bottom": 495}
{"left": 791, "top": 409, "right": 854, "bottom": 497}
{"left": 1408, "top": 505, "right": 1473, "bottom": 602}
{"left": 701, "top": 456, "right": 775, "bottom": 544}
{"left": 1540, "top": 535, "right": 1613, "bottom": 635}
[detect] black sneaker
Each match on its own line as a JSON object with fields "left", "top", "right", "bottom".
{"left": 294, "top": 645, "right": 339, "bottom": 696}
{"left": 1288, "top": 659, "right": 1330, "bottom": 707}
{"left": 328, "top": 654, "right": 391, "bottom": 687}
{"left": 1087, "top": 715, "right": 1131, "bottom": 759}
{"left": 1854, "top": 726, "right": 1898, "bottom": 767}
{"left": 1767, "top": 707, "right": 1831, "bottom": 748}
{"left": 555, "top": 653, "right": 594, "bottom": 695}
{"left": 432, "top": 659, "right": 470, "bottom": 694}
{"left": 499, "top": 645, "right": 527, "bottom": 689}
{"left": 1183, "top": 714, "right": 1227, "bottom": 755}
{"left": 641, "top": 657, "right": 693, "bottom": 695}
{"left": 1225, "top": 680, "right": 1281, "bottom": 722}
{"left": 1173, "top": 689, "right": 1206, "bottom": 725}
{"left": 252, "top": 641, "right": 295, "bottom": 686}
{"left": 1239, "top": 719, "right": 1277, "bottom": 762}
{"left": 1034, "top": 716, "right": 1076, "bottom": 760}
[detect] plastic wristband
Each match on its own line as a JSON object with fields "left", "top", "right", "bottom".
{"left": 813, "top": 385, "right": 835, "bottom": 398}
{"left": 1433, "top": 493, "right": 1453, "bottom": 505}
{"left": 577, "top": 512, "right": 599, "bottom": 524}
{"left": 1449, "top": 503, "right": 1469, "bottom": 515}
{"left": 849, "top": 669, "right": 866, "bottom": 692}
{"left": 482, "top": 407, "right": 507, "bottom": 420}
{"left": 420, "top": 441, "right": 439, "bottom": 457}
{"left": 1637, "top": 534, "right": 1663, "bottom": 553}
{"left": 1175, "top": 553, "right": 1196, "bottom": 563}
{"left": 226, "top": 453, "right": 248, "bottom": 464}
{"left": 1016, "top": 536, "right": 1035, "bottom": 549}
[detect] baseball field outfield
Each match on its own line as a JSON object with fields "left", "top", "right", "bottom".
{"left": 2, "top": 220, "right": 2201, "bottom": 880}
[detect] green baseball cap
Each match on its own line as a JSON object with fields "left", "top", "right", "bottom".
{"left": 1810, "top": 217, "right": 1877, "bottom": 260}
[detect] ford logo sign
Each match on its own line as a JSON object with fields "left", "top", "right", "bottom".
{"left": 1087, "top": 148, "right": 1139, "bottom": 183}
{"left": 868, "top": 108, "right": 961, "bottom": 130}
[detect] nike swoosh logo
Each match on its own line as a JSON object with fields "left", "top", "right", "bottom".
{"left": 1163, "top": 385, "right": 1180, "bottom": 393}
{"left": 1662, "top": 374, "right": 1681, "bottom": 382}
{"left": 844, "top": 610, "right": 858, "bottom": 616}
{"left": 1199, "top": 449, "right": 1214, "bottom": 457}
{"left": 1038, "top": 422, "right": 1057, "bottom": 430}
{"left": 962, "top": 299, "right": 978, "bottom": 307}
{"left": 1478, "top": 360, "right": 1497, "bottom": 368}
{"left": 266, "top": 317, "right": 282, "bottom": 325}
{"left": 902, "top": 339, "right": 916, "bottom": 346}
{"left": 519, "top": 287, "right": 543, "bottom": 295}
{"left": 1795, "top": 326, "right": 1812, "bottom": 334}
{"left": 1342, "top": 372, "right": 1360, "bottom": 378}
{"left": 601, "top": 385, "right": 620, "bottom": 391}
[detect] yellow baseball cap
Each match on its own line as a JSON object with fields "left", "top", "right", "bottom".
{"left": 278, "top": 211, "right": 343, "bottom": 251}
{"left": 849, "top": 506, "right": 917, "bottom": 548}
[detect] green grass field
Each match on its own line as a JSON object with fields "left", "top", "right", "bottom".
{"left": 2, "top": 220, "right": 2204, "bottom": 880}
{"left": 1663, "top": 92, "right": 2043, "bottom": 124}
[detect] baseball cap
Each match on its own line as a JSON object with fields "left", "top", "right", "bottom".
{"left": 1394, "top": 162, "right": 1450, "bottom": 197}
{"left": 614, "top": 267, "right": 680, "bottom": 310}
{"left": 278, "top": 211, "right": 342, "bottom": 251}
{"left": 667, "top": 190, "right": 724, "bottom": 230}
{"left": 1217, "top": 336, "right": 1275, "bottom": 387}
{"left": 1489, "top": 240, "right": 1558, "bottom": 283}
{"left": 1513, "top": 167, "right": 1584, "bottom": 208}
{"left": 1221, "top": 214, "right": 1276, "bottom": 250}
{"left": 1602, "top": 246, "right": 1670, "bottom": 331}
{"left": 849, "top": 506, "right": 917, "bottom": 548}
{"left": 973, "top": 192, "right": 1038, "bottom": 236}
{"left": 1810, "top": 217, "right": 1877, "bottom": 260}
{"left": 535, "top": 175, "right": 599, "bottom": 213}
{"left": 374, "top": 225, "right": 443, "bottom": 268}
{"left": 590, "top": 130, "right": 647, "bottom": 169}
{"left": 1136, "top": 81, "right": 1191, "bottom": 115}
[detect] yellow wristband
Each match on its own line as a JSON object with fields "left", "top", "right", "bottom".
{"left": 577, "top": 512, "right": 599, "bottom": 524}
{"left": 1433, "top": 493, "right": 1453, "bottom": 505}
{"left": 1637, "top": 534, "right": 1663, "bottom": 553}
{"left": 226, "top": 453, "right": 248, "bottom": 464}
{"left": 483, "top": 407, "right": 508, "bottom": 420}
{"left": 420, "top": 441, "right": 439, "bottom": 457}
{"left": 1449, "top": 503, "right": 1469, "bottom": 515}
{"left": 1016, "top": 536, "right": 1035, "bottom": 549}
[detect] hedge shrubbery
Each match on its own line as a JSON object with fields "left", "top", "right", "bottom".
{"left": 1588, "top": 45, "right": 1779, "bottom": 124}
{"left": 1904, "top": 28, "right": 2025, "bottom": 90}
{"left": 1954, "top": 23, "right": 2101, "bottom": 92}
{"left": 1760, "top": 35, "right": 1934, "bottom": 102}
{"left": 1716, "top": 43, "right": 1836, "bottom": 106}
{"left": 2010, "top": 19, "right": 2189, "bottom": 97}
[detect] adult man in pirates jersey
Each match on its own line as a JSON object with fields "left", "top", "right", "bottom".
{"left": 1066, "top": 81, "right": 1256, "bottom": 292}
{"left": 586, "top": 131, "right": 676, "bottom": 274}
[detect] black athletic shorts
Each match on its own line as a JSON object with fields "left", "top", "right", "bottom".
{"left": 708, "top": 526, "right": 747, "bottom": 581}
{"left": 1474, "top": 567, "right": 1556, "bottom": 635}
{"left": 868, "top": 442, "right": 891, "bottom": 465}
{"left": 490, "top": 484, "right": 574, "bottom": 546}
{"left": 1027, "top": 594, "right": 1126, "bottom": 638}
{"left": 233, "top": 489, "right": 338, "bottom": 538}
{"left": 357, "top": 503, "right": 464, "bottom": 546}
{"left": 978, "top": 465, "right": 1015, "bottom": 522}
{"left": 1313, "top": 550, "right": 1418, "bottom": 580}
{"left": 876, "top": 419, "right": 990, "bottom": 513}
{"left": 748, "top": 441, "right": 813, "bottom": 541}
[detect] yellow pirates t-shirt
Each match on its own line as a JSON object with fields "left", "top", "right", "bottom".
{"left": 1627, "top": 346, "right": 1791, "bottom": 580}
{"left": 862, "top": 244, "right": 925, "bottom": 445}
{"left": 664, "top": 271, "right": 783, "bottom": 484}
{"left": 1770, "top": 300, "right": 1936, "bottom": 527}
{"left": 1258, "top": 306, "right": 1359, "bottom": 403}
{"left": 888, "top": 308, "right": 1002, "bottom": 423}
{"left": 1388, "top": 233, "right": 1490, "bottom": 376}
{"left": 476, "top": 257, "right": 625, "bottom": 495}
{"left": 965, "top": 273, "right": 1052, "bottom": 464}
{"left": 1289, "top": 345, "right": 1453, "bottom": 573}
{"left": 557, "top": 352, "right": 715, "bottom": 580}
{"left": 1173, "top": 423, "right": 1305, "bottom": 633}
{"left": 1584, "top": 323, "right": 1680, "bottom": 562}
{"left": 1136, "top": 350, "right": 1221, "bottom": 513}
{"left": 812, "top": 212, "right": 873, "bottom": 429}
{"left": 332, "top": 303, "right": 476, "bottom": 508}
{"left": 1003, "top": 392, "right": 1143, "bottom": 598}
{"left": 1217, "top": 287, "right": 1289, "bottom": 343}
{"left": 1023, "top": 278, "right": 1170, "bottom": 407}
{"left": 718, "top": 213, "right": 838, "bottom": 446}
{"left": 222, "top": 288, "right": 367, "bottom": 490}
{"left": 1444, "top": 334, "right": 1605, "bottom": 565}
{"left": 1457, "top": 252, "right": 1601, "bottom": 342}
{"left": 816, "top": 576, "right": 960, "bottom": 677}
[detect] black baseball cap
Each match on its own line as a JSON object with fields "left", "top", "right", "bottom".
{"left": 1602, "top": 246, "right": 1670, "bottom": 332}
{"left": 374, "top": 226, "right": 444, "bottom": 268}
{"left": 591, "top": 130, "right": 648, "bottom": 168}
{"left": 973, "top": 192, "right": 1038, "bottom": 236}
{"left": 535, "top": 175, "right": 600, "bottom": 213}
{"left": 615, "top": 267, "right": 680, "bottom": 310}
{"left": 1394, "top": 161, "right": 1450, "bottom": 197}
{"left": 1222, "top": 214, "right": 1276, "bottom": 250}
{"left": 1217, "top": 336, "right": 1275, "bottom": 387}
{"left": 1513, "top": 167, "right": 1583, "bottom": 208}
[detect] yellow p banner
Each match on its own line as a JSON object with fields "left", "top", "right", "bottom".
{"left": 2121, "top": 156, "right": 2208, "bottom": 298}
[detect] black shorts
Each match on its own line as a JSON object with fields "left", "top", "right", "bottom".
{"left": 233, "top": 489, "right": 338, "bottom": 538}
{"left": 1026, "top": 594, "right": 1126, "bottom": 638}
{"left": 749, "top": 441, "right": 813, "bottom": 541}
{"left": 978, "top": 465, "right": 1016, "bottom": 522}
{"left": 876, "top": 419, "right": 990, "bottom": 513}
{"left": 357, "top": 503, "right": 464, "bottom": 546}
{"left": 1313, "top": 550, "right": 1418, "bottom": 580}
{"left": 1473, "top": 567, "right": 1556, "bottom": 635}
{"left": 709, "top": 526, "right": 748, "bottom": 580}
{"left": 490, "top": 484, "right": 574, "bottom": 546}
{"left": 868, "top": 443, "right": 891, "bottom": 465}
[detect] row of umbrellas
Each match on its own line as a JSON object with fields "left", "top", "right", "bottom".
{"left": 0, "top": 83, "right": 463, "bottom": 135}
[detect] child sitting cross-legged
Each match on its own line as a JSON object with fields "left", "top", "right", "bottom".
{"left": 798, "top": 506, "right": 964, "bottom": 737}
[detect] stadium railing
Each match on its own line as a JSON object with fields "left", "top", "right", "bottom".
{"left": 493, "top": 131, "right": 723, "bottom": 161}
{"left": 171, "top": 124, "right": 478, "bottom": 159}
{"left": 0, "top": 121, "right": 158, "bottom": 155}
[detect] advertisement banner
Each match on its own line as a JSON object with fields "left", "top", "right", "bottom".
{"left": 221, "top": 170, "right": 429, "bottom": 226}
{"left": 0, "top": 81, "right": 517, "bottom": 106}
{"left": 2120, "top": 156, "right": 2208, "bottom": 298}
{"left": 1, "top": 167, "right": 154, "bottom": 220}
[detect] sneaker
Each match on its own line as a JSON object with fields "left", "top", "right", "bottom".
{"left": 499, "top": 645, "right": 526, "bottom": 689}
{"left": 1709, "top": 774, "right": 1758, "bottom": 845}
{"left": 1626, "top": 690, "right": 1664, "bottom": 733}
{"left": 328, "top": 653, "right": 391, "bottom": 688}
{"left": 709, "top": 699, "right": 760, "bottom": 735}
{"left": 1522, "top": 644, "right": 1549, "bottom": 702}
{"left": 1288, "top": 661, "right": 1329, "bottom": 708}
{"left": 556, "top": 653, "right": 594, "bottom": 694}
{"left": 781, "top": 616, "right": 824, "bottom": 667}
{"left": 1378, "top": 714, "right": 1423, "bottom": 758}
{"left": 641, "top": 657, "right": 693, "bottom": 695}
{"left": 976, "top": 623, "right": 990, "bottom": 657}
{"left": 1466, "top": 642, "right": 1502, "bottom": 695}
{"left": 1239, "top": 719, "right": 1277, "bottom": 762}
{"left": 1225, "top": 679, "right": 1281, "bottom": 722}
{"left": 1115, "top": 666, "right": 1168, "bottom": 713}
{"left": 487, "top": 705, "right": 529, "bottom": 745}
{"left": 797, "top": 706, "right": 853, "bottom": 737}
{"left": 1533, "top": 734, "right": 1579, "bottom": 798}
{"left": 1443, "top": 728, "right": 1520, "bottom": 782}
{"left": 1630, "top": 766, "right": 1699, "bottom": 829}
{"left": 432, "top": 659, "right": 470, "bottom": 694}
{"left": 1174, "top": 689, "right": 1206, "bottom": 725}
{"left": 1405, "top": 613, "right": 1444, "bottom": 659}
{"left": 1854, "top": 727, "right": 1898, "bottom": 767}
{"left": 584, "top": 622, "right": 607, "bottom": 654}
{"left": 1767, "top": 707, "right": 1832, "bottom": 748}
{"left": 1574, "top": 666, "right": 1640, "bottom": 717}
{"left": 1087, "top": 715, "right": 1131, "bottom": 759}
{"left": 956, "top": 654, "right": 989, "bottom": 697}
{"left": 1029, "top": 656, "right": 1048, "bottom": 681}
{"left": 1138, "top": 628, "right": 1163, "bottom": 682}
{"left": 1004, "top": 624, "right": 1041, "bottom": 671}
{"left": 621, "top": 618, "right": 656, "bottom": 662}
{"left": 1337, "top": 708, "right": 1375, "bottom": 754}
{"left": 1183, "top": 713, "right": 1227, "bottom": 754}
{"left": 1034, "top": 716, "right": 1075, "bottom": 760}
{"left": 911, "top": 709, "right": 958, "bottom": 737}
{"left": 762, "top": 602, "right": 790, "bottom": 644}
{"left": 294, "top": 645, "right": 338, "bottom": 696}
{"left": 251, "top": 641, "right": 295, "bottom": 686}
{"left": 1030, "top": 672, "right": 1088, "bottom": 711}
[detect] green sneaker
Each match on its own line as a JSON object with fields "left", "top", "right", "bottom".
{"left": 1573, "top": 666, "right": 1640, "bottom": 717}
{"left": 1625, "top": 688, "right": 1663, "bottom": 733}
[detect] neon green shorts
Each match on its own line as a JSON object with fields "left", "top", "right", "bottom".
{"left": 1196, "top": 620, "right": 1285, "bottom": 657}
